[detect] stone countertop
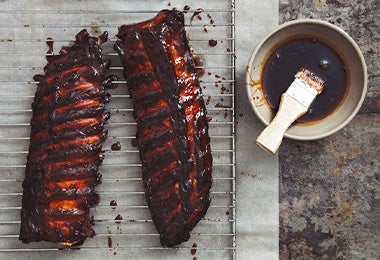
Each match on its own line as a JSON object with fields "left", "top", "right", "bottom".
{"left": 278, "top": 0, "right": 379, "bottom": 259}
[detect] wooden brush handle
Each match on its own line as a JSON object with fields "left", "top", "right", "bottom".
{"left": 256, "top": 93, "right": 308, "bottom": 154}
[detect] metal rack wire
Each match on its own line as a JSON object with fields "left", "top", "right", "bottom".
{"left": 0, "top": 1, "right": 235, "bottom": 259}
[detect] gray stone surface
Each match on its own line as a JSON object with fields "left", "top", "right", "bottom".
{"left": 279, "top": 0, "right": 379, "bottom": 259}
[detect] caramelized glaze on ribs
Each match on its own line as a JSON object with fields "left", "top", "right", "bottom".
{"left": 114, "top": 10, "right": 212, "bottom": 247}
{"left": 20, "top": 29, "right": 112, "bottom": 245}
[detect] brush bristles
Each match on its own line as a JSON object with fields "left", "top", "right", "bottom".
{"left": 295, "top": 68, "right": 325, "bottom": 94}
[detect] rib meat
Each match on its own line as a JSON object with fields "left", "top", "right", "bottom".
{"left": 20, "top": 29, "right": 112, "bottom": 246}
{"left": 114, "top": 10, "right": 212, "bottom": 247}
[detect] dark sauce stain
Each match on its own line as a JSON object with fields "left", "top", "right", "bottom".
{"left": 108, "top": 236, "right": 112, "bottom": 248}
{"left": 206, "top": 95, "right": 211, "bottom": 105}
{"left": 110, "top": 200, "right": 117, "bottom": 208}
{"left": 193, "top": 258, "right": 197, "bottom": 260}
{"left": 208, "top": 39, "right": 217, "bottom": 47}
{"left": 115, "top": 214, "right": 123, "bottom": 223}
{"left": 190, "top": 8, "right": 204, "bottom": 24}
{"left": 193, "top": 56, "right": 205, "bottom": 77}
{"left": 46, "top": 37, "right": 54, "bottom": 55}
{"left": 226, "top": 210, "right": 230, "bottom": 215}
{"left": 111, "top": 141, "right": 121, "bottom": 151}
{"left": 183, "top": 5, "right": 190, "bottom": 11}
{"left": 240, "top": 171, "right": 258, "bottom": 179}
{"left": 206, "top": 12, "right": 215, "bottom": 27}
{"left": 102, "top": 74, "right": 118, "bottom": 90}
{"left": 262, "top": 38, "right": 347, "bottom": 123}
{"left": 215, "top": 103, "right": 232, "bottom": 109}
{"left": 191, "top": 243, "right": 197, "bottom": 255}
{"left": 224, "top": 111, "right": 228, "bottom": 119}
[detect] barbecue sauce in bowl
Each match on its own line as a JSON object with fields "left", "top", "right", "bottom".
{"left": 262, "top": 38, "right": 348, "bottom": 123}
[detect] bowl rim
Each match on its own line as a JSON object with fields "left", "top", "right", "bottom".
{"left": 246, "top": 18, "right": 368, "bottom": 141}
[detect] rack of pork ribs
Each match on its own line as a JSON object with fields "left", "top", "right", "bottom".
{"left": 19, "top": 29, "right": 114, "bottom": 246}
{"left": 114, "top": 10, "right": 213, "bottom": 247}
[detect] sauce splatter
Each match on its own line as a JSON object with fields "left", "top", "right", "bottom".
{"left": 193, "top": 56, "right": 205, "bottom": 77}
{"left": 215, "top": 103, "right": 232, "bottom": 109}
{"left": 206, "top": 95, "right": 211, "bottom": 105}
{"left": 208, "top": 39, "right": 217, "bottom": 47}
{"left": 115, "top": 214, "right": 123, "bottom": 223}
{"left": 191, "top": 243, "right": 197, "bottom": 255}
{"left": 46, "top": 38, "right": 54, "bottom": 55}
{"left": 110, "top": 200, "right": 117, "bottom": 208}
{"left": 108, "top": 236, "right": 112, "bottom": 248}
{"left": 190, "top": 8, "right": 204, "bottom": 24}
{"left": 111, "top": 141, "right": 121, "bottom": 151}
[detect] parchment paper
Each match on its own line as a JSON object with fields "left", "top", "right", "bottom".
{"left": 235, "top": 1, "right": 279, "bottom": 259}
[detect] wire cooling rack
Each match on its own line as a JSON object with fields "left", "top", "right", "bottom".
{"left": 0, "top": 1, "right": 236, "bottom": 259}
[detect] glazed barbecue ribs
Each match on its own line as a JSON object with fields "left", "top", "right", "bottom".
{"left": 20, "top": 29, "right": 112, "bottom": 246}
{"left": 114, "top": 10, "right": 213, "bottom": 247}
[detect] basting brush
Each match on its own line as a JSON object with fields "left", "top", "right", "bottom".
{"left": 256, "top": 68, "right": 325, "bottom": 154}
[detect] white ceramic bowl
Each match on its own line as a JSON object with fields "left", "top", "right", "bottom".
{"left": 246, "top": 19, "right": 367, "bottom": 140}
